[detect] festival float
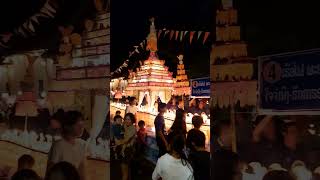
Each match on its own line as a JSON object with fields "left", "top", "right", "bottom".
{"left": 111, "top": 19, "right": 210, "bottom": 161}
{"left": 0, "top": 0, "right": 109, "bottom": 178}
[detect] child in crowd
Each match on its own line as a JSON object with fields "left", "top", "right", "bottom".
{"left": 111, "top": 115, "right": 124, "bottom": 159}
{"left": 137, "top": 120, "right": 147, "bottom": 154}
{"left": 18, "top": 154, "right": 35, "bottom": 171}
{"left": 186, "top": 115, "right": 204, "bottom": 154}
{"left": 7, "top": 154, "right": 35, "bottom": 179}
{"left": 112, "top": 115, "right": 124, "bottom": 140}
{"left": 115, "top": 110, "right": 121, "bottom": 116}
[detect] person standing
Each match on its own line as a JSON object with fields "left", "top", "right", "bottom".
{"left": 46, "top": 111, "right": 87, "bottom": 180}
{"left": 125, "top": 97, "right": 138, "bottom": 123}
{"left": 188, "top": 130, "right": 210, "bottom": 180}
{"left": 186, "top": 115, "right": 204, "bottom": 154}
{"left": 116, "top": 113, "right": 136, "bottom": 180}
{"left": 154, "top": 103, "right": 168, "bottom": 158}
{"left": 152, "top": 134, "right": 194, "bottom": 180}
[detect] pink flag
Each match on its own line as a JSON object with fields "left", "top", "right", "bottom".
{"left": 170, "top": 30, "right": 175, "bottom": 40}
{"left": 175, "top": 31, "right": 179, "bottom": 40}
{"left": 189, "top": 31, "right": 195, "bottom": 44}
{"left": 203, "top": 32, "right": 210, "bottom": 44}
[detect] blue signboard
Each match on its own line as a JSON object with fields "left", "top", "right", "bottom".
{"left": 258, "top": 49, "right": 320, "bottom": 114}
{"left": 190, "top": 77, "right": 210, "bottom": 98}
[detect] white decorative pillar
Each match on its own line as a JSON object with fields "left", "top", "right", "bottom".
{"left": 90, "top": 95, "right": 108, "bottom": 139}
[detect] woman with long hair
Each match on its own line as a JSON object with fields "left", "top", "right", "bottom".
{"left": 168, "top": 109, "right": 187, "bottom": 137}
{"left": 116, "top": 113, "right": 136, "bottom": 180}
{"left": 152, "top": 133, "right": 194, "bottom": 180}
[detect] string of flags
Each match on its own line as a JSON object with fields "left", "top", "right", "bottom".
{"left": 0, "top": 0, "right": 57, "bottom": 48}
{"left": 157, "top": 29, "right": 211, "bottom": 44}
{"left": 112, "top": 29, "right": 211, "bottom": 76}
{"left": 111, "top": 40, "right": 146, "bottom": 76}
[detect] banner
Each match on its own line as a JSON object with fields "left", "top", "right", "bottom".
{"left": 191, "top": 77, "right": 210, "bottom": 98}
{"left": 258, "top": 49, "right": 320, "bottom": 115}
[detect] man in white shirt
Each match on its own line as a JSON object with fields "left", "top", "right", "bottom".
{"left": 47, "top": 111, "right": 87, "bottom": 180}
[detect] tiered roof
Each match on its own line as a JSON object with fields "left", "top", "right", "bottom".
{"left": 211, "top": 0, "right": 257, "bottom": 107}
{"left": 127, "top": 19, "right": 174, "bottom": 91}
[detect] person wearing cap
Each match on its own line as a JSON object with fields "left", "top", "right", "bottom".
{"left": 46, "top": 111, "right": 87, "bottom": 180}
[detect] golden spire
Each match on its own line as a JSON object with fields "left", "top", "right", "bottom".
{"left": 146, "top": 17, "right": 158, "bottom": 53}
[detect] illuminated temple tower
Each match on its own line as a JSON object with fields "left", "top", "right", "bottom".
{"left": 173, "top": 55, "right": 190, "bottom": 96}
{"left": 126, "top": 18, "right": 174, "bottom": 110}
{"left": 211, "top": 0, "right": 257, "bottom": 108}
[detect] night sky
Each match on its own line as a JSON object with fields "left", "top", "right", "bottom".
{"left": 1, "top": 0, "right": 320, "bottom": 69}
{"left": 111, "top": 0, "right": 214, "bottom": 79}
{"left": 236, "top": 0, "right": 320, "bottom": 57}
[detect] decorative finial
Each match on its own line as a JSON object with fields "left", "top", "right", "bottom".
{"left": 146, "top": 17, "right": 158, "bottom": 53}
{"left": 150, "top": 17, "right": 155, "bottom": 24}
{"left": 177, "top": 54, "right": 184, "bottom": 64}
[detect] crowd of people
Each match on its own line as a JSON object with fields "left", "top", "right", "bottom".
{"left": 110, "top": 96, "right": 210, "bottom": 180}
{"left": 211, "top": 114, "right": 320, "bottom": 180}
{"left": 0, "top": 108, "right": 107, "bottom": 180}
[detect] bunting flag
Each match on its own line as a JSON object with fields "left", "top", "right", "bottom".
{"left": 30, "top": 16, "right": 40, "bottom": 25}
{"left": 197, "top": 31, "right": 203, "bottom": 40}
{"left": 189, "top": 31, "right": 195, "bottom": 44}
{"left": 175, "top": 31, "right": 179, "bottom": 40}
{"left": 13, "top": 0, "right": 58, "bottom": 38}
{"left": 203, "top": 32, "right": 210, "bottom": 44}
{"left": 27, "top": 21, "right": 36, "bottom": 33}
{"left": 180, "top": 31, "right": 184, "bottom": 41}
{"left": 169, "top": 30, "right": 175, "bottom": 40}
{"left": 140, "top": 42, "right": 143, "bottom": 48}
{"left": 157, "top": 30, "right": 163, "bottom": 39}
{"left": 134, "top": 46, "right": 140, "bottom": 53}
{"left": 164, "top": 30, "right": 170, "bottom": 37}
{"left": 184, "top": 31, "right": 188, "bottom": 37}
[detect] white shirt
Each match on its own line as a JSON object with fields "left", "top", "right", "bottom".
{"left": 152, "top": 153, "right": 194, "bottom": 180}
{"left": 48, "top": 138, "right": 87, "bottom": 169}
{"left": 125, "top": 105, "right": 138, "bottom": 115}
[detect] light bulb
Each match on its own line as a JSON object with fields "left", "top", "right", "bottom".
{"left": 17, "top": 91, "right": 23, "bottom": 95}
{"left": 40, "top": 91, "right": 47, "bottom": 98}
